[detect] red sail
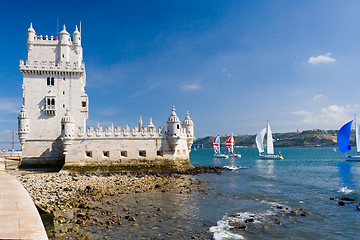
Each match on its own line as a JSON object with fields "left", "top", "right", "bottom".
{"left": 226, "top": 136, "right": 234, "bottom": 153}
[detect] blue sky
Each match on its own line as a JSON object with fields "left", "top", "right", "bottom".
{"left": 1, "top": 0, "right": 360, "bottom": 148}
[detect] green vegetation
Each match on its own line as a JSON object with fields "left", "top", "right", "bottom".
{"left": 194, "top": 129, "right": 342, "bottom": 148}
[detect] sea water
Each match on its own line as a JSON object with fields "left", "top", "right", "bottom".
{"left": 191, "top": 147, "right": 360, "bottom": 239}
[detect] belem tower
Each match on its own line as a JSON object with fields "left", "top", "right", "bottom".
{"left": 17, "top": 23, "right": 195, "bottom": 168}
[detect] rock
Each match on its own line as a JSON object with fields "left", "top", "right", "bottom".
{"left": 290, "top": 210, "right": 297, "bottom": 216}
{"left": 338, "top": 201, "right": 345, "bottom": 206}
{"left": 356, "top": 206, "right": 360, "bottom": 210}
{"left": 157, "top": 208, "right": 163, "bottom": 212}
{"left": 77, "top": 212, "right": 87, "bottom": 219}
{"left": 244, "top": 218, "right": 254, "bottom": 223}
{"left": 229, "top": 222, "right": 247, "bottom": 230}
{"left": 300, "top": 212, "right": 307, "bottom": 216}
{"left": 340, "top": 197, "right": 355, "bottom": 202}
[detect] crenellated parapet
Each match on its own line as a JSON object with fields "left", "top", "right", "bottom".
{"left": 77, "top": 123, "right": 165, "bottom": 139}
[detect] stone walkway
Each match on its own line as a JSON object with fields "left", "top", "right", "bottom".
{"left": 0, "top": 166, "right": 48, "bottom": 239}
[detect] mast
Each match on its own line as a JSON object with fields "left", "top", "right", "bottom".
{"left": 356, "top": 114, "right": 360, "bottom": 153}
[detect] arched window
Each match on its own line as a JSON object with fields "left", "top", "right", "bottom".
{"left": 51, "top": 99, "right": 55, "bottom": 105}
{"left": 51, "top": 77, "right": 54, "bottom": 86}
{"left": 47, "top": 77, "right": 50, "bottom": 85}
{"left": 47, "top": 99, "right": 50, "bottom": 105}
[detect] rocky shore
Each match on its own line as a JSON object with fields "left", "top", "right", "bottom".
{"left": 9, "top": 166, "right": 221, "bottom": 239}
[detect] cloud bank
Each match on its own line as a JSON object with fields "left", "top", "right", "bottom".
{"left": 291, "top": 104, "right": 356, "bottom": 128}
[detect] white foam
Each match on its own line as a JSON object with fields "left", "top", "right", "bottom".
{"left": 338, "top": 187, "right": 355, "bottom": 194}
{"left": 224, "top": 166, "right": 249, "bottom": 170}
{"left": 210, "top": 217, "right": 244, "bottom": 240}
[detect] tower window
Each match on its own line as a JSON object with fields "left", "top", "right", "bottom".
{"left": 139, "top": 150, "right": 146, "bottom": 157}
{"left": 103, "top": 151, "right": 109, "bottom": 158}
{"left": 121, "top": 151, "right": 127, "bottom": 157}
{"left": 82, "top": 101, "right": 87, "bottom": 107}
{"left": 45, "top": 96, "right": 56, "bottom": 116}
{"left": 177, "top": 124, "right": 180, "bottom": 129}
{"left": 85, "top": 151, "right": 92, "bottom": 158}
{"left": 46, "top": 77, "right": 54, "bottom": 86}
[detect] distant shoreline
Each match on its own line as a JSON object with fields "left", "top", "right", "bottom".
{"left": 193, "top": 129, "right": 340, "bottom": 149}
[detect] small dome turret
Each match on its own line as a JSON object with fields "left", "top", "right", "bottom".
{"left": 148, "top": 117, "right": 155, "bottom": 129}
{"left": 182, "top": 111, "right": 195, "bottom": 150}
{"left": 27, "top": 23, "right": 35, "bottom": 33}
{"left": 27, "top": 23, "right": 36, "bottom": 50}
{"left": 73, "top": 25, "right": 81, "bottom": 46}
{"left": 182, "top": 111, "right": 194, "bottom": 126}
{"left": 167, "top": 106, "right": 180, "bottom": 123}
{"left": 18, "top": 105, "right": 28, "bottom": 119}
{"left": 61, "top": 109, "right": 75, "bottom": 123}
{"left": 58, "top": 25, "right": 70, "bottom": 45}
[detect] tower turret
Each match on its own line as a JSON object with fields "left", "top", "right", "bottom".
{"left": 18, "top": 105, "right": 30, "bottom": 145}
{"left": 182, "top": 111, "right": 195, "bottom": 150}
{"left": 58, "top": 25, "right": 70, "bottom": 62}
{"left": 73, "top": 25, "right": 81, "bottom": 46}
{"left": 73, "top": 25, "right": 82, "bottom": 61}
{"left": 61, "top": 110, "right": 75, "bottom": 155}
{"left": 26, "top": 23, "right": 35, "bottom": 51}
{"left": 167, "top": 106, "right": 181, "bottom": 149}
{"left": 148, "top": 117, "right": 155, "bottom": 129}
{"left": 138, "top": 116, "right": 143, "bottom": 131}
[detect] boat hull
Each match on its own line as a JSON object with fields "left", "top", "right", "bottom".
{"left": 228, "top": 154, "right": 241, "bottom": 158}
{"left": 345, "top": 155, "right": 360, "bottom": 161}
{"left": 259, "top": 154, "right": 283, "bottom": 160}
{"left": 214, "top": 154, "right": 228, "bottom": 159}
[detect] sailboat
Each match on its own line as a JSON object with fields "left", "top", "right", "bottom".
{"left": 337, "top": 116, "right": 360, "bottom": 161}
{"left": 213, "top": 135, "right": 228, "bottom": 158}
{"left": 256, "top": 122, "right": 283, "bottom": 160}
{"left": 226, "top": 135, "right": 241, "bottom": 158}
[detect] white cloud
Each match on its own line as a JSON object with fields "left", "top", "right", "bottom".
{"left": 291, "top": 104, "right": 357, "bottom": 128}
{"left": 221, "top": 68, "right": 232, "bottom": 78}
{"left": 312, "top": 94, "right": 325, "bottom": 102}
{"left": 308, "top": 52, "right": 336, "bottom": 65}
{"left": 291, "top": 110, "right": 312, "bottom": 116}
{"left": 182, "top": 83, "right": 201, "bottom": 92}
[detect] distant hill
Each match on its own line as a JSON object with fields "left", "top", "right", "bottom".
{"left": 193, "top": 129, "right": 344, "bottom": 148}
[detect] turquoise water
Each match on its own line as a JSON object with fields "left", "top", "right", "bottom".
{"left": 190, "top": 147, "right": 360, "bottom": 239}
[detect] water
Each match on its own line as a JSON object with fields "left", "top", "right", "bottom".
{"left": 190, "top": 147, "right": 360, "bottom": 239}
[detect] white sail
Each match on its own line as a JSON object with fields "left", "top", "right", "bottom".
{"left": 256, "top": 128, "right": 266, "bottom": 153}
{"left": 356, "top": 115, "right": 360, "bottom": 153}
{"left": 266, "top": 122, "right": 274, "bottom": 155}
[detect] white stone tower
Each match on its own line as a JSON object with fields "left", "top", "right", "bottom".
{"left": 19, "top": 23, "right": 88, "bottom": 160}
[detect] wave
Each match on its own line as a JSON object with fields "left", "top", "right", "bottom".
{"left": 224, "top": 166, "right": 250, "bottom": 171}
{"left": 210, "top": 201, "right": 288, "bottom": 240}
{"left": 338, "top": 187, "right": 355, "bottom": 195}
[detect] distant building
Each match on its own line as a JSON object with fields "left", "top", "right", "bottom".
{"left": 18, "top": 24, "right": 194, "bottom": 167}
